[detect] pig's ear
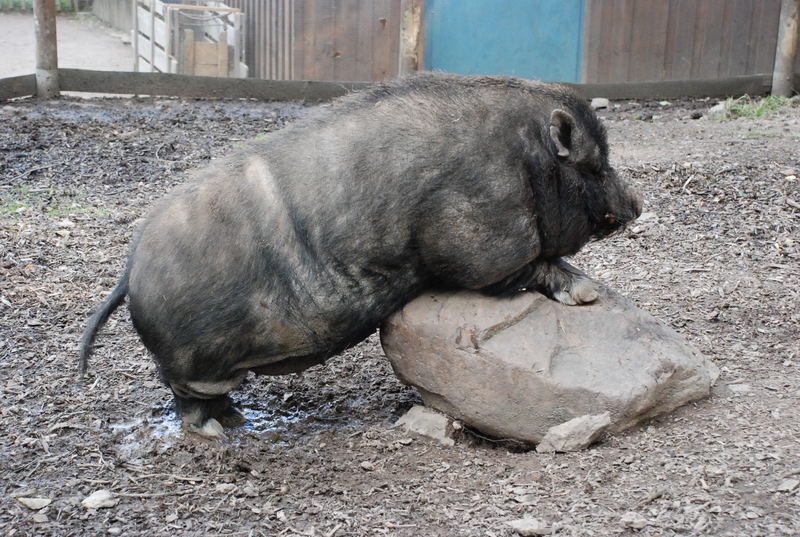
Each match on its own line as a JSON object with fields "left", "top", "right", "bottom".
{"left": 549, "top": 109, "right": 576, "bottom": 158}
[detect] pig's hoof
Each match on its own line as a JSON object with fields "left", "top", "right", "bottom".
{"left": 571, "top": 278, "right": 599, "bottom": 304}
{"left": 188, "top": 418, "right": 225, "bottom": 439}
{"left": 555, "top": 278, "right": 599, "bottom": 306}
{"left": 217, "top": 406, "right": 247, "bottom": 428}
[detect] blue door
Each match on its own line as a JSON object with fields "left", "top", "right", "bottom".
{"left": 424, "top": 0, "right": 585, "bottom": 82}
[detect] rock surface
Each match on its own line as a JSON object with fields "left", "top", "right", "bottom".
{"left": 707, "top": 101, "right": 729, "bottom": 120}
{"left": 536, "top": 412, "right": 612, "bottom": 453}
{"left": 16, "top": 497, "right": 51, "bottom": 510}
{"left": 395, "top": 405, "right": 455, "bottom": 446}
{"left": 381, "top": 282, "right": 718, "bottom": 445}
{"left": 506, "top": 517, "right": 554, "bottom": 536}
{"left": 81, "top": 490, "right": 118, "bottom": 510}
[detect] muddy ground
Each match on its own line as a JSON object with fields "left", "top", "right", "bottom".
{"left": 1, "top": 94, "right": 798, "bottom": 537}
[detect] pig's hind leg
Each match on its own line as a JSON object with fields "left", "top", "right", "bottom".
{"left": 170, "top": 376, "right": 247, "bottom": 438}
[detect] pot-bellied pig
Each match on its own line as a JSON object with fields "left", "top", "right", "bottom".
{"left": 80, "top": 73, "right": 642, "bottom": 437}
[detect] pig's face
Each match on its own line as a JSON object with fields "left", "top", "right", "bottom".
{"left": 532, "top": 105, "right": 642, "bottom": 258}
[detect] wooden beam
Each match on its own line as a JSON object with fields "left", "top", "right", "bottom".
{"left": 33, "top": 0, "right": 59, "bottom": 98}
{"left": 181, "top": 28, "right": 195, "bottom": 76}
{"left": 565, "top": 75, "right": 773, "bottom": 100}
{"left": 772, "top": 0, "right": 800, "bottom": 96}
{"left": 217, "top": 31, "right": 229, "bottom": 77}
{"left": 2, "top": 70, "right": 778, "bottom": 103}
{"left": 165, "top": 4, "right": 241, "bottom": 14}
{"left": 0, "top": 74, "right": 37, "bottom": 101}
{"left": 57, "top": 69, "right": 370, "bottom": 101}
{"left": 399, "top": 0, "right": 424, "bottom": 75}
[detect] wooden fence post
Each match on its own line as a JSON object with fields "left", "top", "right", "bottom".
{"left": 33, "top": 0, "right": 60, "bottom": 98}
{"left": 772, "top": 0, "right": 800, "bottom": 96}
{"left": 399, "top": 0, "right": 424, "bottom": 76}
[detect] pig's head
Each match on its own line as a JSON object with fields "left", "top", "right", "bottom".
{"left": 529, "top": 97, "right": 642, "bottom": 258}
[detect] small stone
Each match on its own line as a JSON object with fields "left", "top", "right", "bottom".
{"left": 590, "top": 97, "right": 609, "bottom": 110}
{"left": 637, "top": 212, "right": 659, "bottom": 224}
{"left": 620, "top": 511, "right": 648, "bottom": 529}
{"left": 506, "top": 517, "right": 553, "bottom": 536}
{"left": 707, "top": 102, "right": 728, "bottom": 120}
{"left": 32, "top": 513, "right": 48, "bottom": 523}
{"left": 513, "top": 494, "right": 537, "bottom": 505}
{"left": 395, "top": 405, "right": 455, "bottom": 446}
{"left": 17, "top": 497, "right": 52, "bottom": 510}
{"left": 81, "top": 489, "right": 118, "bottom": 509}
{"left": 215, "top": 483, "right": 236, "bottom": 494}
{"left": 775, "top": 478, "right": 799, "bottom": 492}
{"left": 360, "top": 461, "right": 376, "bottom": 471}
{"left": 57, "top": 219, "right": 75, "bottom": 228}
{"left": 728, "top": 383, "right": 752, "bottom": 394}
{"left": 108, "top": 528, "right": 122, "bottom": 535}
{"left": 536, "top": 413, "right": 611, "bottom": 453}
{"left": 241, "top": 484, "right": 259, "bottom": 497}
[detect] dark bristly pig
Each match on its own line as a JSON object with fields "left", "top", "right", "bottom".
{"left": 80, "top": 73, "right": 642, "bottom": 437}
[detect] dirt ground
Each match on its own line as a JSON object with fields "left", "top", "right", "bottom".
{"left": 1, "top": 94, "right": 798, "bottom": 537}
{"left": 0, "top": 12, "right": 133, "bottom": 79}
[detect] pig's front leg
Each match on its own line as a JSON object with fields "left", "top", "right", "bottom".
{"left": 482, "top": 259, "right": 599, "bottom": 305}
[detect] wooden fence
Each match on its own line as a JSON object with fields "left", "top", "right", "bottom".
{"left": 583, "top": 0, "right": 800, "bottom": 83}
{"left": 91, "top": 0, "right": 132, "bottom": 31}
{"left": 4, "top": 68, "right": 798, "bottom": 103}
{"left": 0, "top": 0, "right": 87, "bottom": 10}
{"left": 225, "top": 0, "right": 403, "bottom": 81}
{"left": 133, "top": 0, "right": 247, "bottom": 76}
{"left": 87, "top": 0, "right": 798, "bottom": 85}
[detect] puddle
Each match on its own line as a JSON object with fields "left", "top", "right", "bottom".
{"left": 107, "top": 395, "right": 356, "bottom": 450}
{"left": 110, "top": 411, "right": 182, "bottom": 440}
{"left": 234, "top": 394, "right": 351, "bottom": 443}
{"left": 237, "top": 403, "right": 311, "bottom": 444}
{"left": 109, "top": 410, "right": 182, "bottom": 461}
{"left": 241, "top": 403, "right": 308, "bottom": 434}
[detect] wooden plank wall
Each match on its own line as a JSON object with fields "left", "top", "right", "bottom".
{"left": 225, "top": 0, "right": 294, "bottom": 80}
{"left": 226, "top": 0, "right": 401, "bottom": 81}
{"left": 92, "top": 0, "right": 133, "bottom": 33}
{"left": 583, "top": 0, "right": 785, "bottom": 83}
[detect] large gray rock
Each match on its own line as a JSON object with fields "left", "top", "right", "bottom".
{"left": 380, "top": 283, "right": 718, "bottom": 445}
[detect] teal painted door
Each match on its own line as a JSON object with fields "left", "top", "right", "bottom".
{"left": 424, "top": 0, "right": 585, "bottom": 82}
